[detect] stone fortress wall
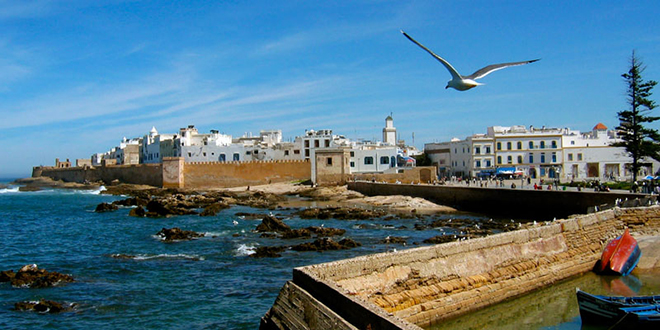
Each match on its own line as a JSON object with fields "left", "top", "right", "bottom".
{"left": 34, "top": 157, "right": 311, "bottom": 189}
{"left": 261, "top": 206, "right": 660, "bottom": 330}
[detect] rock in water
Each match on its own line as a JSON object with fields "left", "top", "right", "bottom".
{"left": 156, "top": 227, "right": 204, "bottom": 242}
{"left": 255, "top": 215, "right": 291, "bottom": 233}
{"left": 128, "top": 206, "right": 146, "bottom": 217}
{"left": 95, "top": 202, "right": 118, "bottom": 212}
{"left": 5, "top": 264, "right": 74, "bottom": 288}
{"left": 250, "top": 246, "right": 287, "bottom": 258}
{"left": 15, "top": 299, "right": 72, "bottom": 313}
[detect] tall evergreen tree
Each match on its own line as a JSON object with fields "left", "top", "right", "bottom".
{"left": 613, "top": 51, "right": 660, "bottom": 183}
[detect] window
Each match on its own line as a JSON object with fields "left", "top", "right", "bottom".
{"left": 284, "top": 150, "right": 289, "bottom": 156}
{"left": 350, "top": 151, "right": 355, "bottom": 157}
{"left": 188, "top": 152, "right": 192, "bottom": 157}
{"left": 551, "top": 141, "right": 557, "bottom": 148}
{"left": 540, "top": 141, "right": 546, "bottom": 149}
{"left": 506, "top": 142, "right": 512, "bottom": 150}
{"left": 380, "top": 156, "right": 389, "bottom": 165}
{"left": 577, "top": 153, "right": 583, "bottom": 161}
{"left": 529, "top": 141, "right": 534, "bottom": 149}
{"left": 203, "top": 152, "right": 206, "bottom": 157}
{"left": 552, "top": 152, "right": 557, "bottom": 163}
{"left": 486, "top": 160, "right": 491, "bottom": 167}
{"left": 350, "top": 161, "right": 355, "bottom": 167}
{"left": 325, "top": 140, "right": 330, "bottom": 148}
{"left": 497, "top": 142, "right": 502, "bottom": 151}
{"left": 485, "top": 146, "right": 491, "bottom": 154}
{"left": 541, "top": 153, "right": 546, "bottom": 163}
{"left": 304, "top": 150, "right": 310, "bottom": 157}
{"left": 517, "top": 141, "right": 522, "bottom": 150}
{"left": 475, "top": 146, "right": 481, "bottom": 154}
{"left": 326, "top": 157, "right": 333, "bottom": 166}
{"left": 219, "top": 154, "right": 226, "bottom": 161}
{"left": 497, "top": 156, "right": 502, "bottom": 164}
{"left": 568, "top": 153, "right": 573, "bottom": 161}
{"left": 476, "top": 160, "right": 481, "bottom": 167}
{"left": 304, "top": 141, "right": 310, "bottom": 148}
{"left": 571, "top": 141, "right": 575, "bottom": 145}
{"left": 529, "top": 154, "right": 534, "bottom": 163}
{"left": 364, "top": 157, "right": 374, "bottom": 165}
{"left": 314, "top": 140, "right": 320, "bottom": 148}
{"left": 507, "top": 156, "right": 512, "bottom": 164}
{"left": 294, "top": 150, "right": 300, "bottom": 155}
{"left": 246, "top": 151, "right": 252, "bottom": 155}
{"left": 541, "top": 168, "right": 546, "bottom": 176}
{"left": 517, "top": 156, "right": 523, "bottom": 164}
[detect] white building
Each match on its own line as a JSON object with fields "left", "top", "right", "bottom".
{"left": 425, "top": 123, "right": 659, "bottom": 182}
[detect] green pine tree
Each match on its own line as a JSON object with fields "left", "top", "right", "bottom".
{"left": 613, "top": 51, "right": 660, "bottom": 183}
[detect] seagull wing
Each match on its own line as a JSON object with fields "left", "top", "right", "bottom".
{"left": 465, "top": 59, "right": 540, "bottom": 80}
{"left": 401, "top": 30, "right": 462, "bottom": 80}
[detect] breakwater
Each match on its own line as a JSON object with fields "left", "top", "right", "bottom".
{"left": 261, "top": 205, "right": 660, "bottom": 329}
{"left": 348, "top": 182, "right": 653, "bottom": 220}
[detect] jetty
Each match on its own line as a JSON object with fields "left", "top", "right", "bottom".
{"left": 260, "top": 183, "right": 660, "bottom": 330}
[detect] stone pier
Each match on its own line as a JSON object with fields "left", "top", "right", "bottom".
{"left": 261, "top": 206, "right": 660, "bottom": 329}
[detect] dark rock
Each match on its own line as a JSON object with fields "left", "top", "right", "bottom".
{"left": 381, "top": 236, "right": 408, "bottom": 245}
{"left": 129, "top": 206, "right": 146, "bottom": 217}
{"left": 235, "top": 212, "right": 269, "bottom": 220}
{"left": 156, "top": 227, "right": 204, "bottom": 242}
{"left": 15, "top": 299, "right": 72, "bottom": 313}
{"left": 423, "top": 235, "right": 468, "bottom": 244}
{"left": 280, "top": 228, "right": 312, "bottom": 239}
{"left": 255, "top": 215, "right": 291, "bottom": 233}
{"left": 200, "top": 202, "right": 229, "bottom": 217}
{"left": 109, "top": 254, "right": 136, "bottom": 259}
{"left": 146, "top": 200, "right": 198, "bottom": 217}
{"left": 308, "top": 226, "right": 346, "bottom": 237}
{"left": 0, "top": 270, "right": 15, "bottom": 282}
{"left": 113, "top": 197, "right": 149, "bottom": 207}
{"left": 260, "top": 233, "right": 278, "bottom": 238}
{"left": 250, "top": 246, "right": 287, "bottom": 258}
{"left": 6, "top": 264, "right": 74, "bottom": 288}
{"left": 291, "top": 237, "right": 361, "bottom": 252}
{"left": 295, "top": 207, "right": 386, "bottom": 220}
{"left": 95, "top": 202, "right": 118, "bottom": 213}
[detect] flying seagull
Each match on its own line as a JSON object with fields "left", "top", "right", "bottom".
{"left": 401, "top": 30, "right": 539, "bottom": 91}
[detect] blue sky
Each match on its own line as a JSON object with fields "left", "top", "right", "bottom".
{"left": 1, "top": 0, "right": 660, "bottom": 178}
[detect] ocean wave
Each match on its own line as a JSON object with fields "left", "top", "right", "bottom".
{"left": 0, "top": 186, "right": 19, "bottom": 194}
{"left": 86, "top": 186, "right": 107, "bottom": 195}
{"left": 234, "top": 244, "right": 256, "bottom": 256}
{"left": 110, "top": 253, "right": 204, "bottom": 261}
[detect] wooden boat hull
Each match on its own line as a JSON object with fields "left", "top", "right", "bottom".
{"left": 576, "top": 289, "right": 660, "bottom": 326}
{"left": 597, "top": 228, "right": 641, "bottom": 276}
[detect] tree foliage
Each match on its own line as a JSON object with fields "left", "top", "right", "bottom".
{"left": 613, "top": 51, "right": 660, "bottom": 182}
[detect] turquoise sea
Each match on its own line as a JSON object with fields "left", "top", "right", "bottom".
{"left": 1, "top": 180, "right": 658, "bottom": 329}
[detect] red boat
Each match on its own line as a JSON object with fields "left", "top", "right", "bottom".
{"left": 596, "top": 228, "right": 641, "bottom": 276}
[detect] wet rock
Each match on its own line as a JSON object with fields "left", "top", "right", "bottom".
{"left": 156, "top": 227, "right": 204, "bottom": 242}
{"left": 255, "top": 215, "right": 291, "bottom": 233}
{"left": 14, "top": 299, "right": 72, "bottom": 313}
{"left": 146, "top": 200, "right": 198, "bottom": 217}
{"left": 308, "top": 226, "right": 346, "bottom": 237}
{"left": 250, "top": 246, "right": 287, "bottom": 258}
{"left": 128, "top": 206, "right": 146, "bottom": 217}
{"left": 109, "top": 254, "right": 137, "bottom": 259}
{"left": 295, "top": 207, "right": 386, "bottom": 220}
{"left": 381, "top": 236, "right": 408, "bottom": 245}
{"left": 0, "top": 270, "right": 15, "bottom": 282}
{"left": 291, "top": 237, "right": 361, "bottom": 252}
{"left": 235, "top": 212, "right": 269, "bottom": 220}
{"left": 95, "top": 202, "right": 118, "bottom": 213}
{"left": 112, "top": 197, "right": 149, "bottom": 207}
{"left": 280, "top": 228, "right": 312, "bottom": 239}
{"left": 3, "top": 264, "right": 74, "bottom": 288}
{"left": 200, "top": 202, "right": 230, "bottom": 217}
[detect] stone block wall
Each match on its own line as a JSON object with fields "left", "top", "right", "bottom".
{"left": 350, "top": 167, "right": 436, "bottom": 185}
{"left": 263, "top": 206, "right": 660, "bottom": 329}
{"left": 183, "top": 160, "right": 311, "bottom": 189}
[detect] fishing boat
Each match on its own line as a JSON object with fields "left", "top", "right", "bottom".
{"left": 595, "top": 228, "right": 641, "bottom": 276}
{"left": 576, "top": 289, "right": 660, "bottom": 326}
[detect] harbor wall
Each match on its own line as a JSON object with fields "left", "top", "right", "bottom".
{"left": 33, "top": 159, "right": 311, "bottom": 189}
{"left": 261, "top": 206, "right": 660, "bottom": 329}
{"left": 348, "top": 181, "right": 652, "bottom": 220}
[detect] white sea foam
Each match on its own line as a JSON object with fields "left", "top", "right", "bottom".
{"left": 86, "top": 186, "right": 107, "bottom": 195}
{"left": 235, "top": 244, "right": 256, "bottom": 256}
{"left": 0, "top": 187, "right": 19, "bottom": 194}
{"left": 112, "top": 253, "right": 204, "bottom": 261}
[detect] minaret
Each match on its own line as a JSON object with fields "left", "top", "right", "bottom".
{"left": 383, "top": 114, "right": 396, "bottom": 145}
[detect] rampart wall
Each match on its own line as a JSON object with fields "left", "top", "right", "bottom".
{"left": 261, "top": 206, "right": 660, "bottom": 330}
{"left": 349, "top": 167, "right": 436, "bottom": 185}
{"left": 34, "top": 164, "right": 163, "bottom": 186}
{"left": 183, "top": 160, "right": 311, "bottom": 189}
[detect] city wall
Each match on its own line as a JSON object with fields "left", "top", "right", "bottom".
{"left": 33, "top": 164, "right": 163, "bottom": 186}
{"left": 261, "top": 206, "right": 660, "bottom": 330}
{"left": 349, "top": 167, "right": 436, "bottom": 185}
{"left": 347, "top": 182, "right": 652, "bottom": 220}
{"left": 34, "top": 159, "right": 311, "bottom": 189}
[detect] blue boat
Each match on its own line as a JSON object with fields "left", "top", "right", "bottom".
{"left": 576, "top": 289, "right": 660, "bottom": 327}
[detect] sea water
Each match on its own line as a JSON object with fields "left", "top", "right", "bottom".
{"left": 1, "top": 181, "right": 657, "bottom": 329}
